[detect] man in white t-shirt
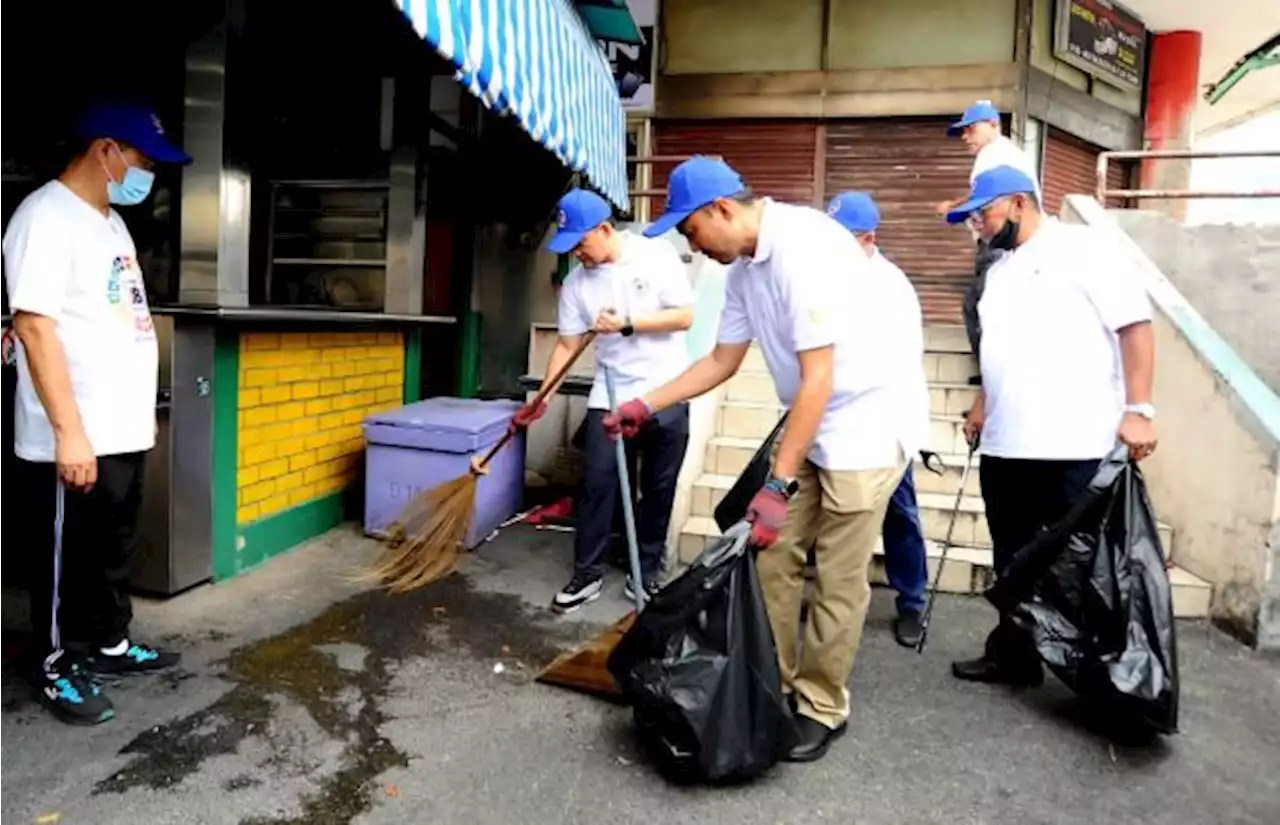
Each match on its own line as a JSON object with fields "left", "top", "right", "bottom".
{"left": 826, "top": 191, "right": 932, "bottom": 648}
{"left": 944, "top": 165, "right": 1158, "bottom": 687}
{"left": 605, "top": 158, "right": 915, "bottom": 763}
{"left": 514, "top": 188, "right": 694, "bottom": 613}
{"left": 935, "top": 100, "right": 1043, "bottom": 369}
{"left": 3, "top": 100, "right": 190, "bottom": 725}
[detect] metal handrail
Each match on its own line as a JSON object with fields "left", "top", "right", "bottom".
{"left": 1097, "top": 148, "right": 1280, "bottom": 202}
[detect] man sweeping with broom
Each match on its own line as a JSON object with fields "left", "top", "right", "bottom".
{"left": 515, "top": 188, "right": 694, "bottom": 613}
{"left": 604, "top": 157, "right": 924, "bottom": 763}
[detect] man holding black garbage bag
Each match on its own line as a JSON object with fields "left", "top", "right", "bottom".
{"left": 944, "top": 165, "right": 1158, "bottom": 687}
{"left": 604, "top": 157, "right": 922, "bottom": 762}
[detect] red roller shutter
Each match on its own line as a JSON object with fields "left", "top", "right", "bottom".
{"left": 653, "top": 120, "right": 819, "bottom": 206}
{"left": 825, "top": 117, "right": 975, "bottom": 325}
{"left": 1043, "top": 127, "right": 1132, "bottom": 215}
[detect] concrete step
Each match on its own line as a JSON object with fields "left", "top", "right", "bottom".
{"left": 717, "top": 400, "right": 785, "bottom": 440}
{"left": 930, "top": 382, "right": 980, "bottom": 417}
{"left": 929, "top": 414, "right": 971, "bottom": 456}
{"left": 924, "top": 350, "right": 977, "bottom": 384}
{"left": 924, "top": 325, "right": 972, "bottom": 354}
{"left": 675, "top": 516, "right": 1210, "bottom": 617}
{"left": 723, "top": 370, "right": 778, "bottom": 403}
{"left": 916, "top": 491, "right": 991, "bottom": 547}
{"left": 914, "top": 451, "right": 982, "bottom": 497}
{"left": 703, "top": 435, "right": 761, "bottom": 477}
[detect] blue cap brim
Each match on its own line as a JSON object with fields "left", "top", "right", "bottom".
{"left": 947, "top": 118, "right": 975, "bottom": 137}
{"left": 642, "top": 208, "right": 694, "bottom": 239}
{"left": 135, "top": 134, "right": 192, "bottom": 165}
{"left": 945, "top": 194, "right": 998, "bottom": 224}
{"left": 546, "top": 229, "right": 587, "bottom": 254}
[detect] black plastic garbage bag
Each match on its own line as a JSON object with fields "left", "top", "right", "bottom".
{"left": 986, "top": 447, "right": 1179, "bottom": 734}
{"left": 607, "top": 522, "right": 798, "bottom": 784}
{"left": 714, "top": 415, "right": 788, "bottom": 531}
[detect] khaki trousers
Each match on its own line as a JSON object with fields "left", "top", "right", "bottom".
{"left": 756, "top": 458, "right": 906, "bottom": 729}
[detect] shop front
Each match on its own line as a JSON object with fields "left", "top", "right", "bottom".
{"left": 2, "top": 0, "right": 632, "bottom": 591}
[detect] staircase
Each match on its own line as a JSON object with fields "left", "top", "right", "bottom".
{"left": 675, "top": 324, "right": 1213, "bottom": 619}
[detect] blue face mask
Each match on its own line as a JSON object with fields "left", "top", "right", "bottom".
{"left": 103, "top": 146, "right": 155, "bottom": 206}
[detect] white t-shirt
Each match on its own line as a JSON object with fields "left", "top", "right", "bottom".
{"left": 2, "top": 181, "right": 159, "bottom": 461}
{"left": 716, "top": 200, "right": 919, "bottom": 471}
{"left": 871, "top": 249, "right": 930, "bottom": 457}
{"left": 558, "top": 232, "right": 695, "bottom": 410}
{"left": 977, "top": 218, "right": 1151, "bottom": 460}
{"left": 972, "top": 135, "right": 1043, "bottom": 203}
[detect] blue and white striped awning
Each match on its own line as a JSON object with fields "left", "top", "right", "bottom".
{"left": 394, "top": 0, "right": 630, "bottom": 209}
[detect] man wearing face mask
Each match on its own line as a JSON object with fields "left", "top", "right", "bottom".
{"left": 944, "top": 166, "right": 1158, "bottom": 687}
{"left": 515, "top": 188, "right": 694, "bottom": 613}
{"left": 935, "top": 101, "right": 1043, "bottom": 373}
{"left": 3, "top": 100, "right": 191, "bottom": 725}
{"left": 826, "top": 191, "right": 931, "bottom": 648}
{"left": 606, "top": 158, "right": 916, "bottom": 762}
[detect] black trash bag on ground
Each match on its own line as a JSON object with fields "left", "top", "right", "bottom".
{"left": 986, "top": 447, "right": 1179, "bottom": 734}
{"left": 607, "top": 522, "right": 798, "bottom": 784}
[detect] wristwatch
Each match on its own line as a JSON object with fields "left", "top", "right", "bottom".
{"left": 766, "top": 476, "right": 800, "bottom": 499}
{"left": 1124, "top": 403, "right": 1157, "bottom": 420}
{"left": 620, "top": 315, "right": 635, "bottom": 337}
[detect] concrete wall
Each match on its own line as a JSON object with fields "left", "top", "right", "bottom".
{"left": 1114, "top": 211, "right": 1280, "bottom": 394}
{"left": 662, "top": 0, "right": 1014, "bottom": 75}
{"left": 1063, "top": 196, "right": 1280, "bottom": 648}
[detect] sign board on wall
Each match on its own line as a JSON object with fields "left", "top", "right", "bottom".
{"left": 1052, "top": 0, "right": 1146, "bottom": 91}
{"left": 599, "top": 0, "right": 657, "bottom": 112}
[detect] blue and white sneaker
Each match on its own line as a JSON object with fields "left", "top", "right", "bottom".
{"left": 33, "top": 651, "right": 115, "bottom": 726}
{"left": 87, "top": 639, "right": 181, "bottom": 675}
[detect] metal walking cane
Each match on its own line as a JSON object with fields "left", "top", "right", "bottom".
{"left": 605, "top": 366, "right": 646, "bottom": 614}
{"left": 916, "top": 438, "right": 979, "bottom": 654}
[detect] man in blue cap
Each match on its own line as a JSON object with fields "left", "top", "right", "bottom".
{"left": 3, "top": 100, "right": 191, "bottom": 725}
{"left": 514, "top": 188, "right": 694, "bottom": 612}
{"left": 944, "top": 165, "right": 1158, "bottom": 687}
{"left": 604, "top": 157, "right": 919, "bottom": 762}
{"left": 826, "top": 191, "right": 931, "bottom": 648}
{"left": 936, "top": 100, "right": 1043, "bottom": 373}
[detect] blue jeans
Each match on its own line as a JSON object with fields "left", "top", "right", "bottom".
{"left": 882, "top": 467, "right": 928, "bottom": 615}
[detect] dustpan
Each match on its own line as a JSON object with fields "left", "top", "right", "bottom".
{"left": 535, "top": 366, "right": 647, "bottom": 698}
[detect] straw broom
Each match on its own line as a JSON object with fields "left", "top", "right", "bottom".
{"left": 368, "top": 331, "right": 597, "bottom": 593}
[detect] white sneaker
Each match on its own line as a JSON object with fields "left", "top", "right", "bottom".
{"left": 552, "top": 575, "right": 603, "bottom": 613}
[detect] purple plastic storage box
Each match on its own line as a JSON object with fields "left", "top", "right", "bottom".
{"left": 363, "top": 397, "right": 524, "bottom": 550}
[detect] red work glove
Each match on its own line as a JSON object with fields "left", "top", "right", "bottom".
{"left": 744, "top": 483, "right": 790, "bottom": 548}
{"left": 510, "top": 400, "right": 547, "bottom": 431}
{"left": 601, "top": 399, "right": 653, "bottom": 441}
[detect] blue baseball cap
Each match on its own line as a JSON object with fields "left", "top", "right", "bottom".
{"left": 826, "top": 191, "right": 880, "bottom": 233}
{"left": 547, "top": 189, "right": 613, "bottom": 253}
{"left": 643, "top": 156, "right": 745, "bottom": 238}
{"left": 945, "top": 166, "right": 1037, "bottom": 224}
{"left": 74, "top": 100, "right": 191, "bottom": 164}
{"left": 947, "top": 100, "right": 1001, "bottom": 137}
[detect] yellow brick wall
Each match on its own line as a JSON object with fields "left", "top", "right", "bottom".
{"left": 236, "top": 331, "right": 405, "bottom": 525}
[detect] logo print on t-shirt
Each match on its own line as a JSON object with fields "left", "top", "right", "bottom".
{"left": 108, "top": 255, "right": 155, "bottom": 341}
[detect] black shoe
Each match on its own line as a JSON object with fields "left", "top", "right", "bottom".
{"left": 784, "top": 715, "right": 847, "bottom": 763}
{"left": 950, "top": 655, "right": 1043, "bottom": 687}
{"left": 552, "top": 575, "right": 603, "bottom": 613}
{"left": 893, "top": 611, "right": 924, "bottom": 648}
{"left": 623, "top": 575, "right": 660, "bottom": 604}
{"left": 86, "top": 640, "right": 181, "bottom": 675}
{"left": 33, "top": 651, "right": 115, "bottom": 726}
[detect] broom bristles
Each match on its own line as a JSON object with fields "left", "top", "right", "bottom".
{"left": 365, "top": 473, "right": 479, "bottom": 593}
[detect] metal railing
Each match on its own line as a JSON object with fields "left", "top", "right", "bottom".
{"left": 627, "top": 154, "right": 721, "bottom": 200}
{"left": 1097, "top": 148, "right": 1280, "bottom": 202}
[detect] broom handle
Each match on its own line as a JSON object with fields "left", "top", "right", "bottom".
{"left": 473, "top": 331, "right": 598, "bottom": 471}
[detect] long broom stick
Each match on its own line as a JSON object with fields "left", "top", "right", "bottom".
{"left": 368, "top": 331, "right": 598, "bottom": 593}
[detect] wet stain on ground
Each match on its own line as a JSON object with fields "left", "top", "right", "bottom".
{"left": 92, "top": 573, "right": 602, "bottom": 824}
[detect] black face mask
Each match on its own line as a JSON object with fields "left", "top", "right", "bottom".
{"left": 987, "top": 217, "right": 1021, "bottom": 252}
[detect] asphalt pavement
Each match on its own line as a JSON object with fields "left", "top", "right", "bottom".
{"left": 2, "top": 524, "right": 1278, "bottom": 825}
